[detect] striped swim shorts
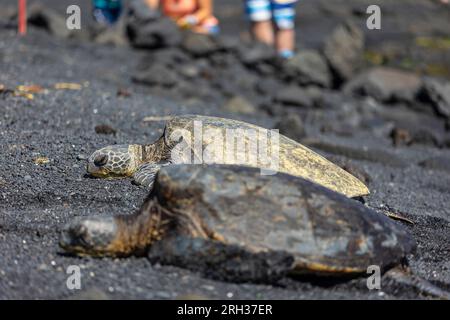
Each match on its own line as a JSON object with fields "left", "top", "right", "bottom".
{"left": 244, "top": 0, "right": 297, "bottom": 29}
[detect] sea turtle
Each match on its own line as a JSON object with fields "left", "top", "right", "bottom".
{"left": 61, "top": 164, "right": 413, "bottom": 279}
{"left": 86, "top": 115, "right": 369, "bottom": 198}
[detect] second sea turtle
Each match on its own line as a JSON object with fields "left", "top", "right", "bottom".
{"left": 86, "top": 115, "right": 369, "bottom": 197}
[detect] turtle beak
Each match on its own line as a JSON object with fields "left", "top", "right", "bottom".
{"left": 86, "top": 160, "right": 108, "bottom": 177}
{"left": 87, "top": 162, "right": 100, "bottom": 176}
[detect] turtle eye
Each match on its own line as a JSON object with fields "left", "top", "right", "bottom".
{"left": 94, "top": 154, "right": 108, "bottom": 167}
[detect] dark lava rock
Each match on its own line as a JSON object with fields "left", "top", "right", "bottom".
{"left": 126, "top": 0, "right": 181, "bottom": 49}
{"left": 255, "top": 78, "right": 282, "bottom": 97}
{"left": 27, "top": 3, "right": 72, "bottom": 38}
{"left": 345, "top": 67, "right": 422, "bottom": 103}
{"left": 212, "top": 67, "right": 260, "bottom": 98}
{"left": 253, "top": 62, "right": 276, "bottom": 76}
{"left": 128, "top": 0, "right": 161, "bottom": 21}
{"left": 147, "top": 164, "right": 415, "bottom": 281}
{"left": 324, "top": 22, "right": 364, "bottom": 84}
{"left": 237, "top": 42, "right": 276, "bottom": 66}
{"left": 95, "top": 124, "right": 117, "bottom": 135}
{"left": 215, "top": 35, "right": 240, "bottom": 52}
{"left": 420, "top": 77, "right": 450, "bottom": 119}
{"left": 390, "top": 127, "right": 440, "bottom": 148}
{"left": 139, "top": 48, "right": 190, "bottom": 69}
{"left": 314, "top": 90, "right": 355, "bottom": 110}
{"left": 132, "top": 64, "right": 178, "bottom": 87}
{"left": 181, "top": 33, "right": 220, "bottom": 57}
{"left": 274, "top": 86, "right": 314, "bottom": 108}
{"left": 275, "top": 113, "right": 306, "bottom": 141}
{"left": 282, "top": 50, "right": 332, "bottom": 88}
{"left": 419, "top": 156, "right": 450, "bottom": 173}
{"left": 259, "top": 102, "right": 286, "bottom": 117}
{"left": 0, "top": 6, "right": 16, "bottom": 28}
{"left": 409, "top": 129, "right": 441, "bottom": 147}
{"left": 208, "top": 52, "right": 238, "bottom": 68}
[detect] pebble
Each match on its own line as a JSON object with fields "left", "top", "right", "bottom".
{"left": 76, "top": 154, "right": 88, "bottom": 161}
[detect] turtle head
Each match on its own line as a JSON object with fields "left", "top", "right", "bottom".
{"left": 87, "top": 144, "right": 141, "bottom": 178}
{"left": 59, "top": 216, "right": 119, "bottom": 257}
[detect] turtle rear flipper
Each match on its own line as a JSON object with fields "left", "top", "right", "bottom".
{"left": 147, "top": 235, "right": 295, "bottom": 283}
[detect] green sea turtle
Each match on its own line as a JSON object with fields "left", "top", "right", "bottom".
{"left": 87, "top": 115, "right": 369, "bottom": 198}
{"left": 61, "top": 165, "right": 412, "bottom": 278}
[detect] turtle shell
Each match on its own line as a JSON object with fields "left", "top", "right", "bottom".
{"left": 152, "top": 164, "right": 415, "bottom": 275}
{"left": 161, "top": 115, "right": 369, "bottom": 198}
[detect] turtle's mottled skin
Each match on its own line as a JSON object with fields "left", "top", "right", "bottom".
{"left": 61, "top": 165, "right": 414, "bottom": 280}
{"left": 87, "top": 115, "right": 369, "bottom": 198}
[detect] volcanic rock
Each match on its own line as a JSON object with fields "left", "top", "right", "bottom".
{"left": 283, "top": 50, "right": 332, "bottom": 87}
{"left": 126, "top": 0, "right": 181, "bottom": 48}
{"left": 324, "top": 22, "right": 364, "bottom": 83}
{"left": 420, "top": 77, "right": 450, "bottom": 119}
{"left": 344, "top": 67, "right": 422, "bottom": 103}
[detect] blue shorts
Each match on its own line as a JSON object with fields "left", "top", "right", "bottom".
{"left": 244, "top": 0, "right": 297, "bottom": 29}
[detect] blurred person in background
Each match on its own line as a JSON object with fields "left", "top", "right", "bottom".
{"left": 145, "top": 0, "right": 219, "bottom": 34}
{"left": 245, "top": 0, "right": 298, "bottom": 58}
{"left": 92, "top": 0, "right": 123, "bottom": 25}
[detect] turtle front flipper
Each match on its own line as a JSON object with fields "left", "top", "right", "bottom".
{"left": 132, "top": 163, "right": 168, "bottom": 188}
{"left": 147, "top": 235, "right": 295, "bottom": 283}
